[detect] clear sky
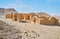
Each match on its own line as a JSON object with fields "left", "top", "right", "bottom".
{"left": 0, "top": 0, "right": 60, "bottom": 16}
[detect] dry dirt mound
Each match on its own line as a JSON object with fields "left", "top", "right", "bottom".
{"left": 0, "top": 20, "right": 21, "bottom": 39}
{"left": 0, "top": 20, "right": 40, "bottom": 39}
{"left": 0, "top": 15, "right": 60, "bottom": 39}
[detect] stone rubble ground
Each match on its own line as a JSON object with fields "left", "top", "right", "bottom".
{"left": 0, "top": 15, "right": 60, "bottom": 39}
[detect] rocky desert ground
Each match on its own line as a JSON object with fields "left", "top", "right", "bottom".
{"left": 0, "top": 15, "right": 60, "bottom": 39}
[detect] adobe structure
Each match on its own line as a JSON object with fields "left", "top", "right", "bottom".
{"left": 6, "top": 12, "right": 59, "bottom": 25}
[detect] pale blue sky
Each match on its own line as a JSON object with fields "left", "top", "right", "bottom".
{"left": 0, "top": 0, "right": 60, "bottom": 16}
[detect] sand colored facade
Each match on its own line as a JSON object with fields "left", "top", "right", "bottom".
{"left": 20, "top": 14, "right": 30, "bottom": 20}
{"left": 6, "top": 13, "right": 18, "bottom": 21}
{"left": 16, "top": 14, "right": 22, "bottom": 22}
{"left": 36, "top": 13, "right": 50, "bottom": 18}
{"left": 6, "top": 14, "right": 10, "bottom": 18}
{"left": 30, "top": 15, "right": 39, "bottom": 23}
{"left": 30, "top": 15, "right": 49, "bottom": 25}
{"left": 39, "top": 18, "right": 49, "bottom": 25}
{"left": 6, "top": 13, "right": 32, "bottom": 22}
{"left": 12, "top": 13, "right": 19, "bottom": 21}
{"left": 20, "top": 14, "right": 32, "bottom": 22}
{"left": 5, "top": 13, "right": 59, "bottom": 25}
{"left": 6, "top": 13, "right": 13, "bottom": 19}
{"left": 48, "top": 17, "right": 59, "bottom": 25}
{"left": 16, "top": 14, "right": 31, "bottom": 22}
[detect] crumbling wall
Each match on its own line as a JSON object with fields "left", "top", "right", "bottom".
{"left": 12, "top": 13, "right": 18, "bottom": 21}
{"left": 48, "top": 17, "right": 59, "bottom": 25}
{"left": 6, "top": 13, "right": 12, "bottom": 19}
{"left": 30, "top": 16, "right": 39, "bottom": 24}
{"left": 5, "top": 13, "right": 59, "bottom": 25}
{"left": 17, "top": 14, "right": 22, "bottom": 22}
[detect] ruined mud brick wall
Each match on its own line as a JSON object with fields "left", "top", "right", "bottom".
{"left": 6, "top": 13, "right": 16, "bottom": 19}
{"left": 36, "top": 13, "right": 50, "bottom": 18}
{"left": 5, "top": 13, "right": 59, "bottom": 25}
{"left": 24, "top": 14, "right": 30, "bottom": 20}
{"left": 30, "top": 14, "right": 59, "bottom": 25}
{"left": 30, "top": 17, "right": 36, "bottom": 23}
{"left": 12, "top": 13, "right": 19, "bottom": 21}
{"left": 39, "top": 18, "right": 49, "bottom": 25}
{"left": 55, "top": 19, "right": 59, "bottom": 25}
{"left": 21, "top": 14, "right": 30, "bottom": 20}
{"left": 48, "top": 17, "right": 59, "bottom": 25}
{"left": 18, "top": 14, "right": 32, "bottom": 22}
{"left": 17, "top": 14, "right": 22, "bottom": 22}
{"left": 30, "top": 16, "right": 39, "bottom": 24}
{"left": 6, "top": 13, "right": 12, "bottom": 19}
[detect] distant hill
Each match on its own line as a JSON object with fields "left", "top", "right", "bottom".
{"left": 0, "top": 8, "right": 17, "bottom": 15}
{"left": 5, "top": 8, "right": 17, "bottom": 13}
